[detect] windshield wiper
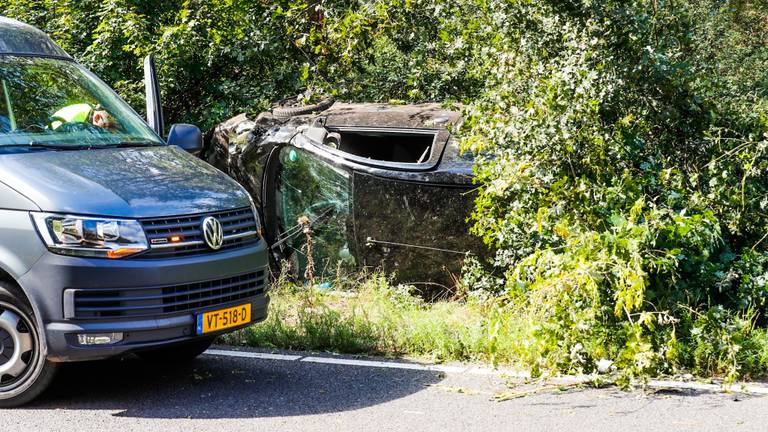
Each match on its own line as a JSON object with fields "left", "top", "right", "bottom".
{"left": 0, "top": 140, "right": 163, "bottom": 151}
{"left": 23, "top": 141, "right": 93, "bottom": 150}
{"left": 114, "top": 141, "right": 163, "bottom": 148}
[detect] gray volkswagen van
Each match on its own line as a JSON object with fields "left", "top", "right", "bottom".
{"left": 0, "top": 17, "right": 270, "bottom": 406}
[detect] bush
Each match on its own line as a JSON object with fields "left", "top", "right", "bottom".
{"left": 462, "top": 0, "right": 768, "bottom": 380}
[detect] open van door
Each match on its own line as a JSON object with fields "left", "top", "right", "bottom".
{"left": 143, "top": 55, "right": 202, "bottom": 153}
{"left": 143, "top": 54, "right": 164, "bottom": 136}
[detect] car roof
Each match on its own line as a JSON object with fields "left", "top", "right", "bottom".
{"left": 0, "top": 16, "right": 70, "bottom": 59}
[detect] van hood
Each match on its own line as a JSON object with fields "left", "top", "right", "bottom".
{"left": 0, "top": 145, "right": 251, "bottom": 218}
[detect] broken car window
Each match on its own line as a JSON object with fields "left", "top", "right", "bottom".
{"left": 276, "top": 147, "right": 355, "bottom": 277}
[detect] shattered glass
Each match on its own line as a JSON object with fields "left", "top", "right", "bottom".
{"left": 275, "top": 147, "right": 355, "bottom": 277}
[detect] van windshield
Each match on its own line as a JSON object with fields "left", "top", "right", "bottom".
{"left": 0, "top": 56, "right": 163, "bottom": 148}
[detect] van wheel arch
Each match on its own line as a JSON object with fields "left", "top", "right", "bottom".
{"left": 0, "top": 268, "right": 48, "bottom": 359}
{"left": 0, "top": 279, "right": 58, "bottom": 406}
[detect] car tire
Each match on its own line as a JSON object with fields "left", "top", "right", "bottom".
{"left": 137, "top": 337, "right": 215, "bottom": 364}
{"left": 272, "top": 97, "right": 335, "bottom": 118}
{"left": 0, "top": 282, "right": 58, "bottom": 408}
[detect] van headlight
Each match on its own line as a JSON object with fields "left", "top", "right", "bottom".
{"left": 32, "top": 213, "right": 148, "bottom": 259}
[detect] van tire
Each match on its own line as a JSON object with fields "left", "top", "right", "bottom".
{"left": 137, "top": 337, "right": 215, "bottom": 364}
{"left": 0, "top": 282, "right": 58, "bottom": 408}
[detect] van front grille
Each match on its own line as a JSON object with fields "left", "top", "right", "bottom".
{"left": 138, "top": 207, "right": 260, "bottom": 259}
{"left": 68, "top": 271, "right": 266, "bottom": 319}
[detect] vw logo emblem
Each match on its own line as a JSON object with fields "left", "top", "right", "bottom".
{"left": 202, "top": 216, "right": 224, "bottom": 250}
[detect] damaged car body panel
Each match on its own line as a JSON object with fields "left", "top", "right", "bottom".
{"left": 203, "top": 102, "right": 484, "bottom": 289}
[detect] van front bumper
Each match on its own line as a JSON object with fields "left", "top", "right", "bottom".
{"left": 18, "top": 241, "right": 270, "bottom": 362}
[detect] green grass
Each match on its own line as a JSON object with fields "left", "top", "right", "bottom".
{"left": 221, "top": 271, "right": 768, "bottom": 381}
{"left": 221, "top": 272, "right": 521, "bottom": 365}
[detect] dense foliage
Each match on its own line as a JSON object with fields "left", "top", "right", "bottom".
{"left": 3, "top": 0, "right": 768, "bottom": 382}
{"left": 459, "top": 1, "right": 768, "bottom": 382}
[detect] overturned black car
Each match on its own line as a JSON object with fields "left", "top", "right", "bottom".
{"left": 202, "top": 101, "right": 484, "bottom": 289}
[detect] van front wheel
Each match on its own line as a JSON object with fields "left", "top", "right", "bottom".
{"left": 0, "top": 282, "right": 58, "bottom": 408}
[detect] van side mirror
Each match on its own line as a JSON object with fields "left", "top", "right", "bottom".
{"left": 167, "top": 123, "right": 203, "bottom": 155}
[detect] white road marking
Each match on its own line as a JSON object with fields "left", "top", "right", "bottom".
{"left": 428, "top": 364, "right": 469, "bottom": 374}
{"left": 301, "top": 356, "right": 466, "bottom": 373}
{"left": 204, "top": 348, "right": 768, "bottom": 395}
{"left": 467, "top": 366, "right": 514, "bottom": 376}
{"left": 205, "top": 349, "right": 302, "bottom": 361}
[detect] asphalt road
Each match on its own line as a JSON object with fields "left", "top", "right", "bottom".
{"left": 2, "top": 347, "right": 767, "bottom": 432}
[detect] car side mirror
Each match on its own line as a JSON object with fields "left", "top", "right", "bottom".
{"left": 167, "top": 123, "right": 203, "bottom": 155}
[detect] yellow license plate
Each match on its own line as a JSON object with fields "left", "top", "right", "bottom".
{"left": 196, "top": 304, "right": 251, "bottom": 334}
